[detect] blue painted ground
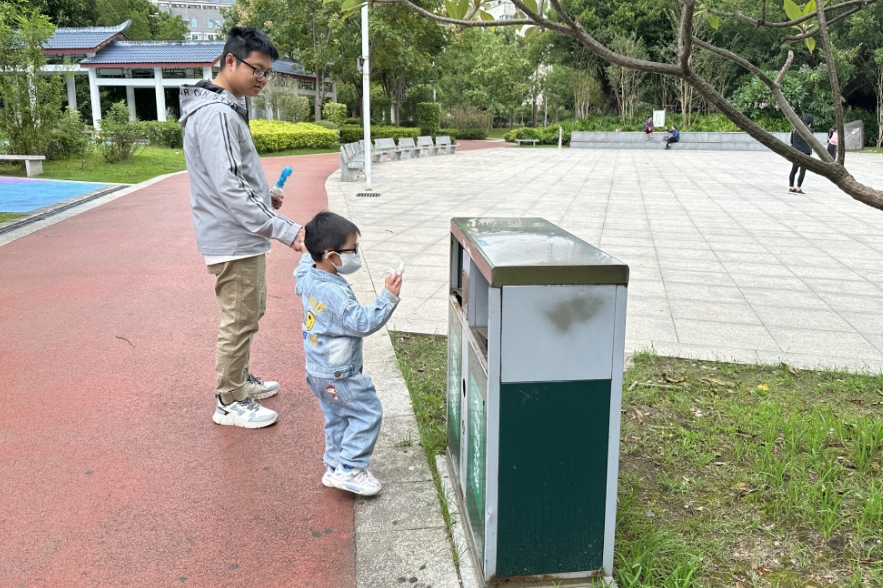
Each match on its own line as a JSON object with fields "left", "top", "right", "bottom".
{"left": 0, "top": 178, "right": 108, "bottom": 213}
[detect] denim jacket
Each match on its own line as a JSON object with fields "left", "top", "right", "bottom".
{"left": 294, "top": 253, "right": 400, "bottom": 378}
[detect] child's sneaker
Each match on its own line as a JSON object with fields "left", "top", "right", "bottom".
{"left": 321, "top": 466, "right": 335, "bottom": 488}
{"left": 329, "top": 466, "right": 382, "bottom": 496}
{"left": 212, "top": 394, "right": 278, "bottom": 428}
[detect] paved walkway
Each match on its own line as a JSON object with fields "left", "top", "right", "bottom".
{"left": 328, "top": 147, "right": 883, "bottom": 372}
{"left": 0, "top": 154, "right": 359, "bottom": 587}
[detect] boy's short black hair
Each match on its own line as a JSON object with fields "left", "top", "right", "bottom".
{"left": 221, "top": 27, "right": 279, "bottom": 70}
{"left": 304, "top": 211, "right": 361, "bottom": 263}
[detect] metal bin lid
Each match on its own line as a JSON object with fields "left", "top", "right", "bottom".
{"left": 451, "top": 217, "right": 629, "bottom": 287}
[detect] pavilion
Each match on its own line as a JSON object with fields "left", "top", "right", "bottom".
{"left": 41, "top": 20, "right": 336, "bottom": 127}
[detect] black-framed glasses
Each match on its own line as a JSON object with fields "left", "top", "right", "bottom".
{"left": 236, "top": 56, "right": 274, "bottom": 81}
{"left": 335, "top": 243, "right": 359, "bottom": 255}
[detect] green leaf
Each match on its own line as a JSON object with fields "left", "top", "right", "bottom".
{"left": 783, "top": 0, "right": 802, "bottom": 21}
{"left": 802, "top": 0, "right": 816, "bottom": 16}
{"left": 805, "top": 35, "right": 816, "bottom": 53}
{"left": 523, "top": 25, "right": 538, "bottom": 38}
{"left": 445, "top": 0, "right": 460, "bottom": 19}
{"left": 458, "top": 0, "right": 470, "bottom": 18}
{"left": 522, "top": 0, "right": 538, "bottom": 14}
{"left": 341, "top": 0, "right": 364, "bottom": 10}
{"left": 478, "top": 9, "right": 494, "bottom": 20}
{"left": 709, "top": 14, "right": 719, "bottom": 29}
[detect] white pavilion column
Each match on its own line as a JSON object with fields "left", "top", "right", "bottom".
{"left": 126, "top": 84, "right": 137, "bottom": 121}
{"left": 202, "top": 66, "right": 212, "bottom": 80}
{"left": 87, "top": 68, "right": 102, "bottom": 128}
{"left": 154, "top": 67, "right": 166, "bottom": 122}
{"left": 66, "top": 76, "right": 77, "bottom": 111}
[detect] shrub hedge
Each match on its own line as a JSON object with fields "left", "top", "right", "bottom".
{"left": 416, "top": 102, "right": 441, "bottom": 135}
{"left": 249, "top": 120, "right": 337, "bottom": 153}
{"left": 322, "top": 102, "right": 347, "bottom": 127}
{"left": 448, "top": 128, "right": 486, "bottom": 140}
{"left": 339, "top": 125, "right": 420, "bottom": 143}
{"left": 141, "top": 120, "right": 184, "bottom": 148}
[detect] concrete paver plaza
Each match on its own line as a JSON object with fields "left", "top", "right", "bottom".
{"left": 328, "top": 147, "right": 883, "bottom": 373}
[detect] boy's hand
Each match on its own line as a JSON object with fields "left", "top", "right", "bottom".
{"left": 271, "top": 187, "right": 284, "bottom": 210}
{"left": 291, "top": 227, "right": 306, "bottom": 252}
{"left": 385, "top": 272, "right": 402, "bottom": 297}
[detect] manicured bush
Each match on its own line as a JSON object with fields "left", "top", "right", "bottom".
{"left": 322, "top": 102, "right": 347, "bottom": 127}
{"left": 141, "top": 120, "right": 183, "bottom": 148}
{"left": 344, "top": 117, "right": 361, "bottom": 125}
{"left": 46, "top": 108, "right": 89, "bottom": 159}
{"left": 99, "top": 102, "right": 145, "bottom": 163}
{"left": 249, "top": 120, "right": 337, "bottom": 153}
{"left": 416, "top": 102, "right": 441, "bottom": 135}
{"left": 448, "top": 128, "right": 486, "bottom": 140}
{"left": 339, "top": 125, "right": 420, "bottom": 143}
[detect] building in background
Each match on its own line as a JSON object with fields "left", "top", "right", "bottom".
{"left": 150, "top": 0, "right": 234, "bottom": 41}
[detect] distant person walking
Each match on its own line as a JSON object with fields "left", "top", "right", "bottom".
{"left": 664, "top": 125, "right": 679, "bottom": 149}
{"left": 827, "top": 127, "right": 839, "bottom": 159}
{"left": 788, "top": 115, "right": 814, "bottom": 194}
{"left": 643, "top": 116, "right": 654, "bottom": 140}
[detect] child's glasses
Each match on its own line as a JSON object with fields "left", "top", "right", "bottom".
{"left": 335, "top": 243, "right": 359, "bottom": 254}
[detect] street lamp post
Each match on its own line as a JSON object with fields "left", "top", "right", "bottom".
{"left": 361, "top": 3, "right": 371, "bottom": 190}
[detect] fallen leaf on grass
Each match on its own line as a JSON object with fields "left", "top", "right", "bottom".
{"left": 754, "top": 565, "right": 772, "bottom": 576}
{"left": 662, "top": 373, "right": 687, "bottom": 383}
{"left": 628, "top": 380, "right": 638, "bottom": 391}
{"left": 757, "top": 383, "right": 769, "bottom": 391}
{"left": 736, "top": 430, "right": 753, "bottom": 438}
{"left": 634, "top": 409, "right": 644, "bottom": 424}
{"left": 701, "top": 377, "right": 735, "bottom": 387}
{"left": 783, "top": 363, "right": 799, "bottom": 374}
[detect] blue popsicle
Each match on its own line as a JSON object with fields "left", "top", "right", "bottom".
{"left": 275, "top": 166, "right": 293, "bottom": 189}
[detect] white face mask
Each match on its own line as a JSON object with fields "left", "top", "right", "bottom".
{"left": 331, "top": 252, "right": 362, "bottom": 275}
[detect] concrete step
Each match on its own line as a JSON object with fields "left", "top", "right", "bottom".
{"left": 570, "top": 131, "right": 829, "bottom": 151}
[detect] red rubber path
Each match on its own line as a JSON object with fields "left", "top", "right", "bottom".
{"left": 0, "top": 140, "right": 505, "bottom": 587}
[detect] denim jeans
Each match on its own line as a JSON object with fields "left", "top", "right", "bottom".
{"left": 208, "top": 254, "right": 266, "bottom": 404}
{"left": 306, "top": 371, "right": 383, "bottom": 470}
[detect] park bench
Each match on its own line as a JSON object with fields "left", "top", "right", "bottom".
{"left": 397, "top": 137, "right": 421, "bottom": 159}
{"left": 516, "top": 139, "right": 538, "bottom": 147}
{"left": 416, "top": 135, "right": 437, "bottom": 156}
{"left": 360, "top": 139, "right": 384, "bottom": 164}
{"left": 374, "top": 137, "right": 401, "bottom": 161}
{"left": 0, "top": 154, "right": 46, "bottom": 177}
{"left": 435, "top": 135, "right": 457, "bottom": 155}
{"left": 339, "top": 142, "right": 365, "bottom": 182}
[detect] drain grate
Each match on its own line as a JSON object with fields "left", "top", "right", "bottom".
{"left": 356, "top": 192, "right": 381, "bottom": 198}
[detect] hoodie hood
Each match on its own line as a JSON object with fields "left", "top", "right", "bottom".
{"left": 800, "top": 114, "right": 814, "bottom": 126}
{"left": 178, "top": 80, "right": 248, "bottom": 127}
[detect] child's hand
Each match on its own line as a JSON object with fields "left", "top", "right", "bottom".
{"left": 291, "top": 227, "right": 306, "bottom": 252}
{"left": 385, "top": 272, "right": 402, "bottom": 297}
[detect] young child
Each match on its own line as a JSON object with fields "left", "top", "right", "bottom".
{"left": 293, "top": 211, "right": 403, "bottom": 496}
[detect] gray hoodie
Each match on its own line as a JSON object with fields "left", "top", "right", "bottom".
{"left": 179, "top": 80, "right": 299, "bottom": 257}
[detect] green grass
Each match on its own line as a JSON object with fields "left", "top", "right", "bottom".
{"left": 860, "top": 147, "right": 883, "bottom": 154}
{"left": 0, "top": 146, "right": 340, "bottom": 185}
{"left": 0, "top": 212, "right": 22, "bottom": 222}
{"left": 389, "top": 334, "right": 883, "bottom": 588}
{"left": 486, "top": 127, "right": 510, "bottom": 139}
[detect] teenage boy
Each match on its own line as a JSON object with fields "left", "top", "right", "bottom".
{"left": 179, "top": 26, "right": 303, "bottom": 428}
{"left": 293, "top": 212, "right": 403, "bottom": 496}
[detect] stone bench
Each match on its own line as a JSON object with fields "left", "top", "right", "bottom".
{"left": 516, "top": 139, "right": 538, "bottom": 147}
{"left": 416, "top": 135, "right": 437, "bottom": 156}
{"left": 339, "top": 142, "right": 365, "bottom": 182}
{"left": 570, "top": 131, "right": 831, "bottom": 151}
{"left": 397, "top": 137, "right": 421, "bottom": 159}
{"left": 374, "top": 137, "right": 401, "bottom": 161}
{"left": 435, "top": 135, "right": 457, "bottom": 155}
{"left": 0, "top": 154, "right": 46, "bottom": 177}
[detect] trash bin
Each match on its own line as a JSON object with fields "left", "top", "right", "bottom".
{"left": 446, "top": 217, "right": 629, "bottom": 586}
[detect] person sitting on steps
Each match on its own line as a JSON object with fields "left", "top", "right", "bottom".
{"left": 664, "top": 125, "right": 680, "bottom": 149}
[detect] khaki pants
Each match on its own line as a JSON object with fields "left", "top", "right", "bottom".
{"left": 208, "top": 254, "right": 267, "bottom": 405}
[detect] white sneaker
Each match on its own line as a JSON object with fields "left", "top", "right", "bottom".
{"left": 321, "top": 467, "right": 335, "bottom": 488}
{"left": 329, "top": 466, "right": 382, "bottom": 496}
{"left": 246, "top": 374, "right": 279, "bottom": 400}
{"left": 212, "top": 395, "right": 278, "bottom": 428}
